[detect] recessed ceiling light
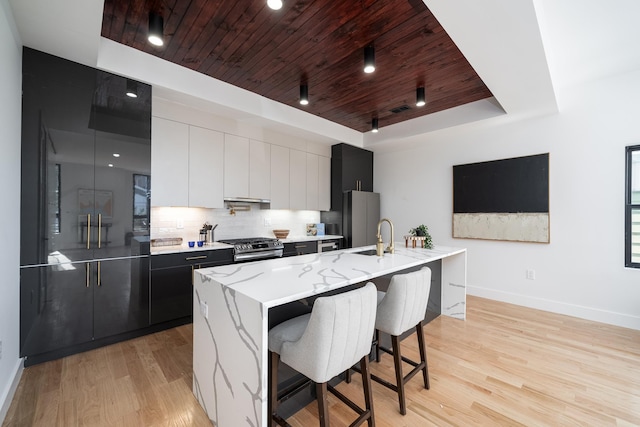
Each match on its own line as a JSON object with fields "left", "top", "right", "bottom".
{"left": 113, "top": 153, "right": 120, "bottom": 157}
{"left": 108, "top": 163, "right": 114, "bottom": 168}
{"left": 267, "top": 0, "right": 283, "bottom": 10}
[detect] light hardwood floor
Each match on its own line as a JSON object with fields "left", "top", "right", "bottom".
{"left": 4, "top": 296, "right": 640, "bottom": 426}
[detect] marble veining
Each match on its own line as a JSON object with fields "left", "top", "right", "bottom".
{"left": 193, "top": 244, "right": 466, "bottom": 426}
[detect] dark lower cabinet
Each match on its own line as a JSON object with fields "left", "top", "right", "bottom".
{"left": 150, "top": 249, "right": 234, "bottom": 324}
{"left": 20, "top": 257, "right": 150, "bottom": 362}
{"left": 283, "top": 241, "right": 318, "bottom": 256}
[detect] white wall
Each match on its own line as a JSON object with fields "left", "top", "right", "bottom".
{"left": 374, "top": 68, "right": 640, "bottom": 329}
{"left": 0, "top": 0, "right": 23, "bottom": 421}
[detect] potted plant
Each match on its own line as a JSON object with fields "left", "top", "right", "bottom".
{"left": 409, "top": 224, "right": 434, "bottom": 249}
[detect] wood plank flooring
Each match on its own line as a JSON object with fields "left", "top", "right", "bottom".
{"left": 4, "top": 296, "right": 640, "bottom": 426}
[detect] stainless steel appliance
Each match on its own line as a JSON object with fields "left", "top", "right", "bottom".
{"left": 343, "top": 190, "right": 380, "bottom": 248}
{"left": 318, "top": 239, "right": 341, "bottom": 252}
{"left": 218, "top": 237, "right": 284, "bottom": 262}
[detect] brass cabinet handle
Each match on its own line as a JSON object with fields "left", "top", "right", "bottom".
{"left": 85, "top": 263, "right": 90, "bottom": 287}
{"left": 185, "top": 256, "right": 207, "bottom": 261}
{"left": 97, "top": 261, "right": 101, "bottom": 287}
{"left": 86, "top": 214, "right": 91, "bottom": 249}
{"left": 98, "top": 214, "right": 102, "bottom": 249}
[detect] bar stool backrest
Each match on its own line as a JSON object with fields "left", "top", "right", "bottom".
{"left": 376, "top": 267, "right": 432, "bottom": 336}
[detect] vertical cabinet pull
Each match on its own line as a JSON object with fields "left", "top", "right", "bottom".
{"left": 98, "top": 214, "right": 102, "bottom": 249}
{"left": 85, "top": 263, "right": 90, "bottom": 287}
{"left": 97, "top": 261, "right": 101, "bottom": 287}
{"left": 86, "top": 214, "right": 91, "bottom": 249}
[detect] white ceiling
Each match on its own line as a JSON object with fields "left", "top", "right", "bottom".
{"left": 7, "top": 0, "right": 640, "bottom": 147}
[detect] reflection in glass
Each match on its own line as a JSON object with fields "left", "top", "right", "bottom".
{"left": 133, "top": 174, "right": 150, "bottom": 232}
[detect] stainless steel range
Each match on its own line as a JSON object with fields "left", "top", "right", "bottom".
{"left": 219, "top": 237, "right": 284, "bottom": 262}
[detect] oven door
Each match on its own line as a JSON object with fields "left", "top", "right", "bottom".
{"left": 234, "top": 248, "right": 284, "bottom": 262}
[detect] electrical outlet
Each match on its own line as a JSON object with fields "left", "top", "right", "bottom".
{"left": 264, "top": 217, "right": 272, "bottom": 226}
{"left": 200, "top": 301, "right": 208, "bottom": 319}
{"left": 177, "top": 218, "right": 184, "bottom": 229}
{"left": 526, "top": 269, "right": 536, "bottom": 280}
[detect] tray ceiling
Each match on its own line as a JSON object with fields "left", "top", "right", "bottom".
{"left": 101, "top": 0, "right": 493, "bottom": 133}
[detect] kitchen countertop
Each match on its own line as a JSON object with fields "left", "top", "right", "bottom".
{"left": 196, "top": 243, "right": 464, "bottom": 308}
{"left": 149, "top": 235, "right": 343, "bottom": 255}
{"left": 150, "top": 242, "right": 233, "bottom": 255}
{"left": 192, "top": 243, "right": 466, "bottom": 426}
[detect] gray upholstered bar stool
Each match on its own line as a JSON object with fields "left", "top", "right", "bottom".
{"left": 268, "top": 283, "right": 378, "bottom": 427}
{"left": 349, "top": 267, "right": 432, "bottom": 415}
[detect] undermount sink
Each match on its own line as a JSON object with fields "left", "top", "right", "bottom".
{"left": 351, "top": 249, "right": 381, "bottom": 256}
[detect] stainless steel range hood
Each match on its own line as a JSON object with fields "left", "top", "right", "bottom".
{"left": 224, "top": 197, "right": 271, "bottom": 213}
{"left": 223, "top": 197, "right": 271, "bottom": 204}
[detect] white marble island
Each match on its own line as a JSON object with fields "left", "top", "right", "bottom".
{"left": 192, "top": 244, "right": 467, "bottom": 426}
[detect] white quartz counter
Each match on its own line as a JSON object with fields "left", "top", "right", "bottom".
{"left": 192, "top": 243, "right": 466, "bottom": 427}
{"left": 149, "top": 235, "right": 343, "bottom": 255}
{"left": 150, "top": 241, "right": 232, "bottom": 255}
{"left": 197, "top": 244, "right": 465, "bottom": 308}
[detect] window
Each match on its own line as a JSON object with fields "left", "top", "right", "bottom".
{"left": 626, "top": 145, "right": 640, "bottom": 267}
{"left": 133, "top": 174, "right": 150, "bottom": 233}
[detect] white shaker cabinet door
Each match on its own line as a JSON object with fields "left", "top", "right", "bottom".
{"left": 224, "top": 134, "right": 250, "bottom": 198}
{"left": 189, "top": 126, "right": 224, "bottom": 208}
{"left": 249, "top": 139, "right": 271, "bottom": 200}
{"left": 151, "top": 117, "right": 189, "bottom": 207}
{"left": 306, "top": 153, "right": 319, "bottom": 210}
{"left": 289, "top": 149, "right": 307, "bottom": 210}
{"left": 319, "top": 155, "right": 331, "bottom": 211}
{"left": 270, "top": 145, "right": 290, "bottom": 209}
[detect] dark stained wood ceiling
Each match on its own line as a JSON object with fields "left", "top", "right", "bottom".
{"left": 101, "top": 0, "right": 493, "bottom": 133}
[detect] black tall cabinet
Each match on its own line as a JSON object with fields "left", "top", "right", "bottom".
{"left": 20, "top": 48, "right": 152, "bottom": 365}
{"left": 321, "top": 143, "right": 375, "bottom": 244}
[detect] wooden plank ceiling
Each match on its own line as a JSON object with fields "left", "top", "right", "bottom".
{"left": 101, "top": 0, "right": 493, "bottom": 133}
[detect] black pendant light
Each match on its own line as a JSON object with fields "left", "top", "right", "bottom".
{"left": 371, "top": 118, "right": 379, "bottom": 133}
{"left": 126, "top": 79, "right": 138, "bottom": 98}
{"left": 416, "top": 86, "right": 426, "bottom": 107}
{"left": 364, "top": 45, "right": 375, "bottom": 74}
{"left": 148, "top": 12, "right": 164, "bottom": 46}
{"left": 299, "top": 84, "right": 309, "bottom": 105}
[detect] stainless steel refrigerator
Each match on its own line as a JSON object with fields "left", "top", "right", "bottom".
{"left": 342, "top": 190, "right": 380, "bottom": 248}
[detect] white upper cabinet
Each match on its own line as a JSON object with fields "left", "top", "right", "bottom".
{"left": 306, "top": 153, "right": 319, "bottom": 211}
{"left": 319, "top": 155, "right": 331, "bottom": 211}
{"left": 189, "top": 126, "right": 224, "bottom": 208}
{"left": 249, "top": 139, "right": 271, "bottom": 200}
{"left": 224, "top": 134, "right": 250, "bottom": 198}
{"left": 270, "top": 145, "right": 290, "bottom": 209}
{"left": 151, "top": 117, "right": 189, "bottom": 207}
{"left": 151, "top": 118, "right": 225, "bottom": 208}
{"left": 289, "top": 149, "right": 307, "bottom": 210}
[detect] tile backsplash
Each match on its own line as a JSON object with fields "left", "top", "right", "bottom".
{"left": 151, "top": 206, "right": 321, "bottom": 242}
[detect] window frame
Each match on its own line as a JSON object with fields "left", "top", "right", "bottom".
{"left": 625, "top": 145, "right": 640, "bottom": 268}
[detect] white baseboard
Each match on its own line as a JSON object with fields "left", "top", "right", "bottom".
{"left": 0, "top": 358, "right": 24, "bottom": 424}
{"left": 467, "top": 285, "right": 640, "bottom": 330}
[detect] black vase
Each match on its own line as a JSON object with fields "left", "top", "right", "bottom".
{"left": 416, "top": 229, "right": 426, "bottom": 237}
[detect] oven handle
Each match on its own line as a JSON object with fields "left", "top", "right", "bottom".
{"left": 234, "top": 249, "right": 283, "bottom": 262}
